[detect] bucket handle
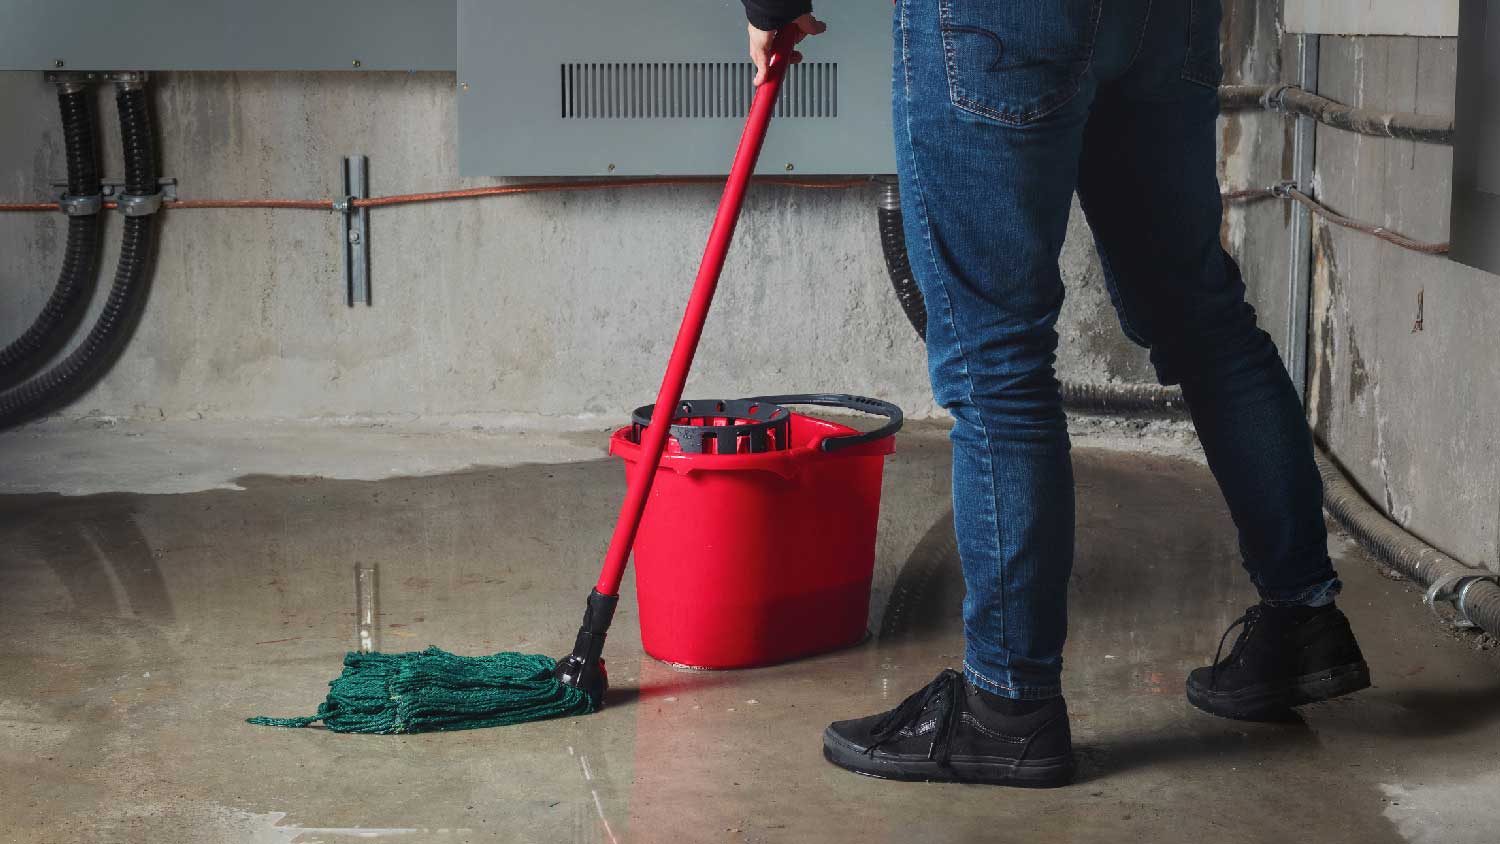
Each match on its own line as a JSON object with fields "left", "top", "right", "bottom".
{"left": 747, "top": 394, "right": 904, "bottom": 453}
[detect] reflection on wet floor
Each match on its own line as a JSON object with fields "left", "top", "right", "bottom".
{"left": 2, "top": 427, "right": 1498, "bottom": 843}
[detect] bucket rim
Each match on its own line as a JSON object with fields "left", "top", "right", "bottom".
{"left": 608, "top": 412, "right": 894, "bottom": 477}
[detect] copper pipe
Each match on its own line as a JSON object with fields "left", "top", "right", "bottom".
{"left": 354, "top": 177, "right": 869, "bottom": 208}
{"left": 1221, "top": 187, "right": 1278, "bottom": 203}
{"left": 0, "top": 176, "right": 872, "bottom": 214}
{"left": 4, "top": 180, "right": 1449, "bottom": 256}
{"left": 162, "top": 198, "right": 331, "bottom": 209}
{"left": 1288, "top": 189, "right": 1449, "bottom": 255}
{"left": 0, "top": 202, "right": 64, "bottom": 212}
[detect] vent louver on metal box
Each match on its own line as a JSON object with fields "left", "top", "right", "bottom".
{"left": 560, "top": 62, "right": 837, "bottom": 119}
{"left": 458, "top": 0, "right": 893, "bottom": 176}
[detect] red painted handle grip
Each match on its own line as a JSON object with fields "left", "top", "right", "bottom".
{"left": 594, "top": 28, "right": 801, "bottom": 596}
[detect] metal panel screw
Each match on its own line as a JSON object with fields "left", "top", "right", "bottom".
{"left": 785, "top": 163, "right": 795, "bottom": 171}
{"left": 607, "top": 163, "right": 616, "bottom": 172}
{"left": 53, "top": 59, "right": 64, "bottom": 68}
{"left": 352, "top": 59, "right": 362, "bottom": 68}
{"left": 460, "top": 82, "right": 469, "bottom": 91}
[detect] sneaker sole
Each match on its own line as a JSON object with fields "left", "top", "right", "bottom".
{"left": 822, "top": 727, "right": 1076, "bottom": 788}
{"left": 1186, "top": 661, "right": 1372, "bottom": 721}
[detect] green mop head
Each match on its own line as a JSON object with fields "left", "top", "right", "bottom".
{"left": 249, "top": 591, "right": 617, "bottom": 733}
{"left": 248, "top": 648, "right": 594, "bottom": 733}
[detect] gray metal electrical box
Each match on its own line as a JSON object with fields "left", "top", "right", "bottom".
{"left": 0, "top": 0, "right": 455, "bottom": 71}
{"left": 0, "top": 0, "right": 894, "bottom": 176}
{"left": 456, "top": 0, "right": 895, "bottom": 176}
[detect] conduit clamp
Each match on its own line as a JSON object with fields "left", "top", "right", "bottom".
{"left": 1271, "top": 180, "right": 1299, "bottom": 199}
{"left": 116, "top": 191, "right": 162, "bottom": 217}
{"left": 58, "top": 193, "right": 103, "bottom": 216}
{"left": 1424, "top": 571, "right": 1500, "bottom": 630}
{"left": 50, "top": 177, "right": 176, "bottom": 216}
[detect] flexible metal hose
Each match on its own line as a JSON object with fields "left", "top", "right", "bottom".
{"left": 0, "top": 84, "right": 158, "bottom": 428}
{"left": 0, "top": 86, "right": 103, "bottom": 389}
{"left": 1316, "top": 450, "right": 1500, "bottom": 635}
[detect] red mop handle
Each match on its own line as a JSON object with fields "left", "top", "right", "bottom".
{"left": 594, "top": 28, "right": 802, "bottom": 596}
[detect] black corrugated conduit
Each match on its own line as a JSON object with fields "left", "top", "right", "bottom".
{"left": 1056, "top": 380, "right": 1184, "bottom": 412}
{"left": 0, "top": 81, "right": 159, "bottom": 429}
{"left": 877, "top": 180, "right": 927, "bottom": 342}
{"left": 876, "top": 189, "right": 1498, "bottom": 638}
{"left": 874, "top": 180, "right": 1186, "bottom": 413}
{"left": 0, "top": 84, "right": 103, "bottom": 390}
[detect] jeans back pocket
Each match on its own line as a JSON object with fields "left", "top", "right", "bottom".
{"left": 1182, "top": 0, "right": 1224, "bottom": 87}
{"left": 940, "top": 0, "right": 1103, "bottom": 126}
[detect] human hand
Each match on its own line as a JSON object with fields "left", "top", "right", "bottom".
{"left": 748, "top": 13, "right": 827, "bottom": 86}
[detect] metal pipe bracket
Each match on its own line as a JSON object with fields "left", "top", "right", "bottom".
{"left": 340, "top": 155, "right": 370, "bottom": 306}
{"left": 58, "top": 193, "right": 103, "bottom": 216}
{"left": 1261, "top": 83, "right": 1294, "bottom": 113}
{"left": 51, "top": 177, "right": 177, "bottom": 210}
{"left": 1424, "top": 572, "right": 1500, "bottom": 629}
{"left": 116, "top": 192, "right": 162, "bottom": 216}
{"left": 44, "top": 70, "right": 148, "bottom": 88}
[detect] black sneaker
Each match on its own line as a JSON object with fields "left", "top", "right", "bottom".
{"left": 1187, "top": 602, "right": 1371, "bottom": 721}
{"left": 821, "top": 669, "right": 1075, "bottom": 787}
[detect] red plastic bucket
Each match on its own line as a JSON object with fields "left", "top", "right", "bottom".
{"left": 610, "top": 394, "right": 901, "bottom": 669}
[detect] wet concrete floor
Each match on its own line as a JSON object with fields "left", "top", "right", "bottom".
{"left": 2, "top": 425, "right": 1498, "bottom": 843}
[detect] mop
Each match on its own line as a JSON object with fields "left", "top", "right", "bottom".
{"left": 249, "top": 29, "right": 804, "bottom": 734}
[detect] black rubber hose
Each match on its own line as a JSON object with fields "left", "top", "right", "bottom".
{"left": 877, "top": 196, "right": 1185, "bottom": 410}
{"left": 0, "top": 87, "right": 103, "bottom": 390}
{"left": 877, "top": 196, "right": 928, "bottom": 341}
{"left": 1058, "top": 380, "right": 1184, "bottom": 411}
{"left": 0, "top": 84, "right": 158, "bottom": 429}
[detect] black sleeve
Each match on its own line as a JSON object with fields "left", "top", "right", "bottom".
{"left": 741, "top": 0, "right": 812, "bottom": 31}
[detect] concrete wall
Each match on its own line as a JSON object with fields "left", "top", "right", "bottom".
{"left": 1221, "top": 1, "right": 1296, "bottom": 365}
{"left": 0, "top": 2, "right": 1287, "bottom": 426}
{"left": 0, "top": 71, "right": 1150, "bottom": 426}
{"left": 0, "top": 71, "right": 922, "bottom": 424}
{"left": 1306, "top": 34, "right": 1500, "bottom": 574}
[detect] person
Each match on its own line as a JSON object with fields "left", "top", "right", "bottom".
{"left": 740, "top": 0, "right": 1370, "bottom": 787}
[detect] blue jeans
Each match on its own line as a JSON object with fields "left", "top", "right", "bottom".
{"left": 893, "top": 0, "right": 1340, "bottom": 699}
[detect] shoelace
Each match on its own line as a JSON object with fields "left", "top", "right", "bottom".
{"left": 1210, "top": 605, "right": 1263, "bottom": 683}
{"left": 867, "top": 669, "right": 966, "bottom": 763}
